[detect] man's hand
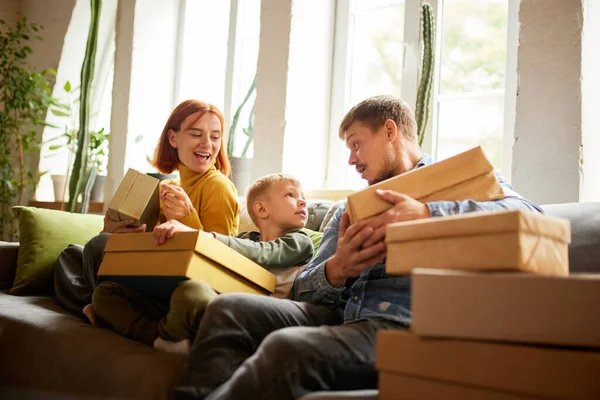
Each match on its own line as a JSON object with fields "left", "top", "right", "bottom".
{"left": 101, "top": 212, "right": 146, "bottom": 234}
{"left": 362, "top": 189, "right": 430, "bottom": 248}
{"left": 153, "top": 219, "right": 197, "bottom": 245}
{"left": 325, "top": 212, "right": 387, "bottom": 288}
{"left": 161, "top": 184, "right": 195, "bottom": 221}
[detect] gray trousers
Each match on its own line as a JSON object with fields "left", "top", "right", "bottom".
{"left": 53, "top": 233, "right": 109, "bottom": 319}
{"left": 172, "top": 293, "right": 403, "bottom": 400}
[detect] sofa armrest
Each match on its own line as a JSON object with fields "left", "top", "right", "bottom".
{"left": 0, "top": 241, "right": 19, "bottom": 290}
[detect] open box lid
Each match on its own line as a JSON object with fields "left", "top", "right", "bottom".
{"left": 385, "top": 210, "right": 571, "bottom": 244}
{"left": 104, "top": 231, "right": 276, "bottom": 293}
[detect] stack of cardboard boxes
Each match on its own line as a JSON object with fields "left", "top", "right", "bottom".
{"left": 348, "top": 147, "right": 600, "bottom": 399}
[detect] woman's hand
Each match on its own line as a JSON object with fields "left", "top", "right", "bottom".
{"left": 101, "top": 212, "right": 146, "bottom": 234}
{"left": 153, "top": 219, "right": 197, "bottom": 245}
{"left": 161, "top": 184, "right": 195, "bottom": 221}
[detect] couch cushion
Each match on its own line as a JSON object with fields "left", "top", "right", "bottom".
{"left": 542, "top": 203, "right": 600, "bottom": 273}
{"left": 0, "top": 241, "right": 18, "bottom": 290}
{"left": 0, "top": 291, "right": 184, "bottom": 399}
{"left": 10, "top": 206, "right": 104, "bottom": 296}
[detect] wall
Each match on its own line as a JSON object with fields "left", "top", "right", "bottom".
{"left": 512, "top": 0, "right": 583, "bottom": 205}
{"left": 0, "top": 0, "right": 19, "bottom": 25}
{"left": 581, "top": 0, "right": 600, "bottom": 201}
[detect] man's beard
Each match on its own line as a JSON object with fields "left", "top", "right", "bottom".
{"left": 368, "top": 156, "right": 398, "bottom": 186}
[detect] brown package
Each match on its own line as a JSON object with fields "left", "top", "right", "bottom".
{"left": 412, "top": 269, "right": 600, "bottom": 348}
{"left": 376, "top": 330, "right": 600, "bottom": 399}
{"left": 379, "top": 372, "right": 545, "bottom": 400}
{"left": 345, "top": 146, "right": 504, "bottom": 224}
{"left": 107, "top": 168, "right": 160, "bottom": 232}
{"left": 98, "top": 231, "right": 276, "bottom": 298}
{"left": 385, "top": 210, "right": 571, "bottom": 276}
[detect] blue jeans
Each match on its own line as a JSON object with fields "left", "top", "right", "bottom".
{"left": 172, "top": 293, "right": 403, "bottom": 400}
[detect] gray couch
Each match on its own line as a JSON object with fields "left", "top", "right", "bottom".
{"left": 1, "top": 201, "right": 599, "bottom": 400}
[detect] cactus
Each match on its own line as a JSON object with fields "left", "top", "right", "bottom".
{"left": 415, "top": 2, "right": 435, "bottom": 147}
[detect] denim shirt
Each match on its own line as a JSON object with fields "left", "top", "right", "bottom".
{"left": 292, "top": 154, "right": 543, "bottom": 326}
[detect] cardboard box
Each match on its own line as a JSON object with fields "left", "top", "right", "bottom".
{"left": 345, "top": 146, "right": 504, "bottom": 224}
{"left": 98, "top": 231, "right": 276, "bottom": 298}
{"left": 107, "top": 168, "right": 160, "bottom": 232}
{"left": 412, "top": 269, "right": 600, "bottom": 348}
{"left": 385, "top": 210, "right": 570, "bottom": 276}
{"left": 376, "top": 330, "right": 600, "bottom": 399}
{"left": 379, "top": 372, "right": 542, "bottom": 400}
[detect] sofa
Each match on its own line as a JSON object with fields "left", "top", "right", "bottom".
{"left": 1, "top": 200, "right": 599, "bottom": 400}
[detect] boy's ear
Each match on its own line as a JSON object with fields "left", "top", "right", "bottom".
{"left": 167, "top": 129, "right": 178, "bottom": 148}
{"left": 253, "top": 200, "right": 269, "bottom": 220}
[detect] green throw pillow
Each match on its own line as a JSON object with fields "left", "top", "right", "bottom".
{"left": 302, "top": 228, "right": 324, "bottom": 254}
{"left": 10, "top": 206, "right": 104, "bottom": 296}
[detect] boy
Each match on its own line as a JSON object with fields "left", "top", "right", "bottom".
{"left": 91, "top": 173, "right": 313, "bottom": 353}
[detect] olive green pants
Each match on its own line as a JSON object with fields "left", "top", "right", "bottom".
{"left": 92, "top": 280, "right": 217, "bottom": 346}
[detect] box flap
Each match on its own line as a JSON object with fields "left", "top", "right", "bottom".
{"left": 347, "top": 146, "right": 504, "bottom": 223}
{"left": 107, "top": 168, "right": 138, "bottom": 221}
{"left": 194, "top": 233, "right": 276, "bottom": 293}
{"left": 385, "top": 210, "right": 571, "bottom": 244}
{"left": 104, "top": 231, "right": 199, "bottom": 252}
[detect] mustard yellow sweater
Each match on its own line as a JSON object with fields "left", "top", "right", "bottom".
{"left": 161, "top": 163, "right": 240, "bottom": 236}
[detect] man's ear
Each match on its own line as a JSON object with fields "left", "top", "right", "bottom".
{"left": 167, "top": 129, "right": 178, "bottom": 148}
{"left": 384, "top": 119, "right": 398, "bottom": 143}
{"left": 253, "top": 200, "right": 269, "bottom": 221}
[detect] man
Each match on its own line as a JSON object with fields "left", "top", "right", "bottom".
{"left": 172, "top": 95, "right": 542, "bottom": 400}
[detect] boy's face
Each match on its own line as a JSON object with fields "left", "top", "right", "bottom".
{"left": 262, "top": 182, "right": 308, "bottom": 230}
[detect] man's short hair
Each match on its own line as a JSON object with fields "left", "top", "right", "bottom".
{"left": 338, "top": 95, "right": 418, "bottom": 142}
{"left": 246, "top": 173, "right": 302, "bottom": 227}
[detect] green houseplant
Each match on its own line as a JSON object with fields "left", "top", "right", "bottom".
{"left": 0, "top": 15, "right": 57, "bottom": 241}
{"left": 66, "top": 0, "right": 102, "bottom": 213}
{"left": 47, "top": 80, "right": 109, "bottom": 203}
{"left": 227, "top": 74, "right": 256, "bottom": 193}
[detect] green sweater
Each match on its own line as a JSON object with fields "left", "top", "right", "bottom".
{"left": 212, "top": 229, "right": 314, "bottom": 271}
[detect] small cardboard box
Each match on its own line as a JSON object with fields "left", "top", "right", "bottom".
{"left": 345, "top": 146, "right": 504, "bottom": 224}
{"left": 379, "top": 372, "right": 540, "bottom": 400}
{"left": 107, "top": 168, "right": 160, "bottom": 232}
{"left": 385, "top": 210, "right": 571, "bottom": 276}
{"left": 98, "top": 231, "right": 276, "bottom": 298}
{"left": 376, "top": 330, "right": 600, "bottom": 399}
{"left": 412, "top": 269, "right": 600, "bottom": 348}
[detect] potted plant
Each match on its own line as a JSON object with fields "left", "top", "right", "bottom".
{"left": 228, "top": 74, "right": 256, "bottom": 194}
{"left": 0, "top": 15, "right": 57, "bottom": 241}
{"left": 46, "top": 80, "right": 109, "bottom": 203}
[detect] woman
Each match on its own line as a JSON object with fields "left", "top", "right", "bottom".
{"left": 54, "top": 100, "right": 240, "bottom": 321}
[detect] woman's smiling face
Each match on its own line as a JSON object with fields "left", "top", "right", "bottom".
{"left": 168, "top": 111, "right": 222, "bottom": 174}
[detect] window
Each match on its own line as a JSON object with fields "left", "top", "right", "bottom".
{"left": 326, "top": 0, "right": 510, "bottom": 190}
{"left": 226, "top": 0, "right": 261, "bottom": 159}
{"left": 328, "top": 0, "right": 407, "bottom": 190}
{"left": 433, "top": 0, "right": 508, "bottom": 169}
{"left": 126, "top": 0, "right": 260, "bottom": 176}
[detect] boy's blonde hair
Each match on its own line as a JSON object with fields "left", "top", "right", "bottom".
{"left": 246, "top": 173, "right": 302, "bottom": 226}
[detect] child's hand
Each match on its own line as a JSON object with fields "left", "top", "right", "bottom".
{"left": 153, "top": 220, "right": 196, "bottom": 245}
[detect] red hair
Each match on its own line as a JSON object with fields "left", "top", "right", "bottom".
{"left": 151, "top": 100, "right": 231, "bottom": 177}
